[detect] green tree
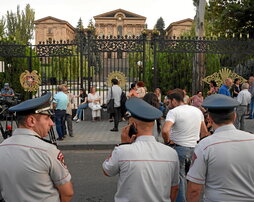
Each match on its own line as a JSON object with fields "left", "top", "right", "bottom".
{"left": 5, "top": 4, "right": 35, "bottom": 44}
{"left": 154, "top": 17, "right": 165, "bottom": 36}
{"left": 206, "top": 0, "right": 254, "bottom": 38}
{"left": 0, "top": 17, "right": 6, "bottom": 37}
{"left": 87, "top": 18, "right": 96, "bottom": 35}
{"left": 77, "top": 17, "right": 84, "bottom": 30}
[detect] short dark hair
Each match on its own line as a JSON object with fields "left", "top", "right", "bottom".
{"left": 167, "top": 92, "right": 184, "bottom": 102}
{"left": 210, "top": 80, "right": 217, "bottom": 87}
{"left": 130, "top": 83, "right": 136, "bottom": 89}
{"left": 111, "top": 79, "right": 118, "bottom": 85}
{"left": 173, "top": 88, "right": 184, "bottom": 98}
{"left": 17, "top": 114, "right": 45, "bottom": 127}
{"left": 234, "top": 78, "right": 240, "bottom": 84}
{"left": 209, "top": 111, "right": 235, "bottom": 125}
{"left": 16, "top": 114, "right": 28, "bottom": 126}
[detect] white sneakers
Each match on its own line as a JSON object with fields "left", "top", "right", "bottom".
{"left": 73, "top": 116, "right": 81, "bottom": 123}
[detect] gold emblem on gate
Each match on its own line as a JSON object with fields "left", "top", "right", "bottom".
{"left": 107, "top": 71, "right": 126, "bottom": 88}
{"left": 202, "top": 67, "right": 247, "bottom": 87}
{"left": 20, "top": 70, "right": 41, "bottom": 92}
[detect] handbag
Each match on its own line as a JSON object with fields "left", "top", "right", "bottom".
{"left": 107, "top": 87, "right": 114, "bottom": 113}
{"left": 91, "top": 103, "right": 102, "bottom": 110}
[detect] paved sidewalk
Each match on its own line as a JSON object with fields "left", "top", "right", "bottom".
{"left": 57, "top": 120, "right": 126, "bottom": 150}
{"left": 1, "top": 119, "right": 254, "bottom": 150}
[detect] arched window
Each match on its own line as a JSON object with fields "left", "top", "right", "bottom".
{"left": 117, "top": 26, "right": 123, "bottom": 36}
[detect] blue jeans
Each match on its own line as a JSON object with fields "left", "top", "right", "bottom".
{"left": 77, "top": 103, "right": 88, "bottom": 119}
{"left": 174, "top": 145, "right": 194, "bottom": 202}
{"left": 159, "top": 102, "right": 165, "bottom": 113}
{"left": 249, "top": 98, "right": 254, "bottom": 119}
{"left": 55, "top": 110, "right": 66, "bottom": 139}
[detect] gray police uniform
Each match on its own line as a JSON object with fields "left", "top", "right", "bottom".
{"left": 103, "top": 97, "right": 180, "bottom": 202}
{"left": 0, "top": 92, "right": 71, "bottom": 202}
{"left": 187, "top": 94, "right": 254, "bottom": 202}
{"left": 187, "top": 124, "right": 254, "bottom": 201}
{"left": 0, "top": 128, "right": 71, "bottom": 202}
{"left": 103, "top": 136, "right": 179, "bottom": 202}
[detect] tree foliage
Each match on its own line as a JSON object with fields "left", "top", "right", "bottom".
{"left": 206, "top": 0, "right": 254, "bottom": 38}
{"left": 77, "top": 18, "right": 84, "bottom": 30}
{"left": 5, "top": 4, "right": 35, "bottom": 44}
{"left": 154, "top": 17, "right": 165, "bottom": 36}
{"left": 0, "top": 17, "right": 6, "bottom": 37}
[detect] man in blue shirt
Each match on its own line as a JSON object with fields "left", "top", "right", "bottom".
{"left": 53, "top": 84, "right": 68, "bottom": 141}
{"left": 0, "top": 83, "right": 14, "bottom": 96}
{"left": 218, "top": 78, "right": 233, "bottom": 96}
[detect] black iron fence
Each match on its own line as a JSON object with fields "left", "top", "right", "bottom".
{"left": 0, "top": 35, "right": 254, "bottom": 103}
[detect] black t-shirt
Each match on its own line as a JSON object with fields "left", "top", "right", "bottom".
{"left": 80, "top": 93, "right": 88, "bottom": 103}
{"left": 231, "top": 84, "right": 241, "bottom": 98}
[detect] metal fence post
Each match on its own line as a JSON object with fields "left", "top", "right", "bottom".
{"left": 142, "top": 33, "right": 147, "bottom": 82}
{"left": 87, "top": 30, "right": 92, "bottom": 92}
{"left": 28, "top": 45, "right": 33, "bottom": 99}
{"left": 152, "top": 34, "right": 158, "bottom": 90}
{"left": 79, "top": 30, "right": 84, "bottom": 89}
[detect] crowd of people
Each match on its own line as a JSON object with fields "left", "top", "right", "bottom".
{"left": 41, "top": 75, "right": 254, "bottom": 144}
{"left": 0, "top": 75, "right": 254, "bottom": 202}
{"left": 102, "top": 76, "right": 254, "bottom": 202}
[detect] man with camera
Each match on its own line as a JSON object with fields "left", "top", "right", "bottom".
{"left": 0, "top": 92, "right": 73, "bottom": 201}
{"left": 0, "top": 83, "right": 14, "bottom": 97}
{"left": 103, "top": 97, "right": 179, "bottom": 202}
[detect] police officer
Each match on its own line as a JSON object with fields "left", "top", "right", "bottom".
{"left": 103, "top": 97, "right": 179, "bottom": 202}
{"left": 0, "top": 93, "right": 73, "bottom": 202}
{"left": 187, "top": 94, "right": 254, "bottom": 202}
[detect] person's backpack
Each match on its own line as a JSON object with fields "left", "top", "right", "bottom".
{"left": 120, "top": 92, "right": 127, "bottom": 107}
{"left": 120, "top": 92, "right": 127, "bottom": 115}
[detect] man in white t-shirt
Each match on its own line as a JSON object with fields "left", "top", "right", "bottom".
{"left": 162, "top": 89, "right": 207, "bottom": 202}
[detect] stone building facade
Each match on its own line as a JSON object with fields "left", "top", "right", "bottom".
{"left": 93, "top": 9, "right": 146, "bottom": 37}
{"left": 34, "top": 10, "right": 193, "bottom": 44}
{"left": 34, "top": 16, "right": 75, "bottom": 44}
{"left": 165, "top": 18, "right": 193, "bottom": 37}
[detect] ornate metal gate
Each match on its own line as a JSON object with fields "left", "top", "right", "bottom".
{"left": 0, "top": 35, "right": 254, "bottom": 102}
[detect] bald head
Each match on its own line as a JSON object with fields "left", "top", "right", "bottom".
{"left": 241, "top": 83, "right": 249, "bottom": 90}
{"left": 249, "top": 76, "right": 254, "bottom": 83}
{"left": 225, "top": 78, "right": 233, "bottom": 88}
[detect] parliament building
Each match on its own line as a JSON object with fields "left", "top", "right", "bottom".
{"left": 34, "top": 8, "right": 193, "bottom": 44}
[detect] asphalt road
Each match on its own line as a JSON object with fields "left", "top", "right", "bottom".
{"left": 64, "top": 150, "right": 117, "bottom": 202}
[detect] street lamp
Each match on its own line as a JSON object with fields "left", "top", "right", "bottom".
{"left": 137, "top": 61, "right": 143, "bottom": 81}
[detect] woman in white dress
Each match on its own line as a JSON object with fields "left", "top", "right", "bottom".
{"left": 88, "top": 87, "right": 101, "bottom": 121}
